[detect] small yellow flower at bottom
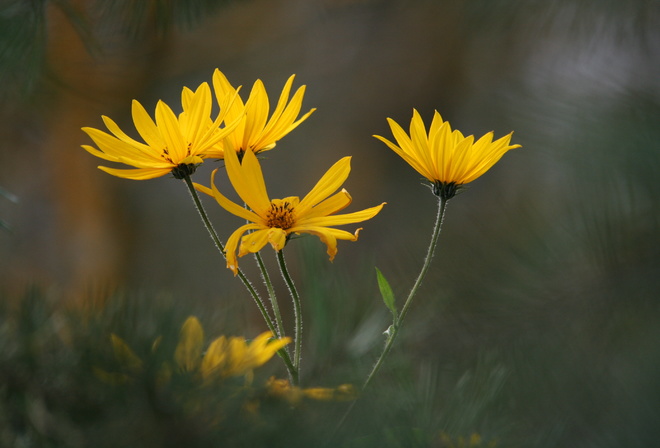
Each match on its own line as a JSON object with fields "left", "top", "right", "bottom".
{"left": 174, "top": 316, "right": 291, "bottom": 381}
{"left": 97, "top": 317, "right": 290, "bottom": 385}
{"left": 374, "top": 109, "right": 521, "bottom": 200}
{"left": 265, "top": 377, "right": 357, "bottom": 406}
{"left": 194, "top": 145, "right": 385, "bottom": 274}
{"left": 439, "top": 431, "right": 498, "bottom": 448}
{"left": 200, "top": 329, "right": 291, "bottom": 380}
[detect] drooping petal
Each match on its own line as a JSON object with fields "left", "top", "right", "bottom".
{"left": 266, "top": 228, "right": 288, "bottom": 252}
{"left": 237, "top": 228, "right": 275, "bottom": 257}
{"left": 289, "top": 226, "right": 351, "bottom": 261}
{"left": 225, "top": 223, "right": 262, "bottom": 274}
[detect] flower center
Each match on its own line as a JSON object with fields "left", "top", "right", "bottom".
{"left": 161, "top": 147, "right": 173, "bottom": 163}
{"left": 266, "top": 201, "right": 295, "bottom": 230}
{"left": 161, "top": 143, "right": 193, "bottom": 164}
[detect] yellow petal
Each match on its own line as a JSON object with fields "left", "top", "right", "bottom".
{"left": 98, "top": 166, "right": 173, "bottom": 180}
{"left": 181, "top": 82, "right": 212, "bottom": 150}
{"left": 200, "top": 335, "right": 228, "bottom": 379}
{"left": 82, "top": 127, "right": 161, "bottom": 165}
{"left": 303, "top": 384, "right": 357, "bottom": 401}
{"left": 243, "top": 79, "right": 269, "bottom": 150}
{"left": 376, "top": 109, "right": 521, "bottom": 188}
{"left": 101, "top": 115, "right": 152, "bottom": 154}
{"left": 225, "top": 223, "right": 262, "bottom": 274}
{"left": 81, "top": 144, "right": 121, "bottom": 163}
{"left": 258, "top": 75, "right": 295, "bottom": 139}
{"left": 302, "top": 189, "right": 352, "bottom": 220}
{"left": 174, "top": 316, "right": 204, "bottom": 372}
{"left": 156, "top": 100, "right": 188, "bottom": 162}
{"left": 290, "top": 226, "right": 340, "bottom": 261}
{"left": 131, "top": 100, "right": 165, "bottom": 150}
{"left": 237, "top": 228, "right": 273, "bottom": 257}
{"left": 226, "top": 337, "right": 249, "bottom": 376}
{"left": 297, "top": 157, "right": 352, "bottom": 215}
{"left": 225, "top": 145, "right": 271, "bottom": 214}
{"left": 297, "top": 202, "right": 385, "bottom": 227}
{"left": 110, "top": 334, "right": 143, "bottom": 372}
{"left": 196, "top": 88, "right": 245, "bottom": 154}
{"left": 194, "top": 169, "right": 261, "bottom": 223}
{"left": 266, "top": 227, "right": 288, "bottom": 252}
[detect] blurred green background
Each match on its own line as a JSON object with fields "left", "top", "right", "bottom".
{"left": 1, "top": 0, "right": 659, "bottom": 446}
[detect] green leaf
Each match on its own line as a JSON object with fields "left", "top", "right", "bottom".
{"left": 375, "top": 267, "right": 397, "bottom": 320}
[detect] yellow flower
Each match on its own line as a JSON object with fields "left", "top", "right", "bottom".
{"left": 439, "top": 432, "right": 497, "bottom": 448}
{"left": 374, "top": 109, "right": 521, "bottom": 199}
{"left": 175, "top": 317, "right": 291, "bottom": 380}
{"left": 212, "top": 69, "right": 315, "bottom": 157}
{"left": 99, "top": 317, "right": 289, "bottom": 384}
{"left": 194, "top": 146, "right": 385, "bottom": 274}
{"left": 200, "top": 331, "right": 291, "bottom": 380}
{"left": 265, "top": 377, "right": 357, "bottom": 406}
{"left": 81, "top": 81, "right": 240, "bottom": 180}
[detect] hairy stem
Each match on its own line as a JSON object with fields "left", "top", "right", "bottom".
{"left": 277, "top": 249, "right": 302, "bottom": 385}
{"left": 364, "top": 197, "right": 447, "bottom": 389}
{"left": 254, "top": 251, "right": 287, "bottom": 340}
{"left": 182, "top": 174, "right": 296, "bottom": 380}
{"left": 335, "top": 197, "right": 448, "bottom": 432}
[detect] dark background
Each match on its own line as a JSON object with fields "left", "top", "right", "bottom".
{"left": 1, "top": 1, "right": 659, "bottom": 446}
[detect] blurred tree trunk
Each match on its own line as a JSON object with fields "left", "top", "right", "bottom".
{"left": 2, "top": 0, "right": 170, "bottom": 300}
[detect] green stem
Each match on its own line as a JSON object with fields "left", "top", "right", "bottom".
{"left": 277, "top": 249, "right": 302, "bottom": 385}
{"left": 362, "top": 197, "right": 447, "bottom": 391}
{"left": 334, "top": 198, "right": 447, "bottom": 434}
{"left": 182, "top": 175, "right": 297, "bottom": 379}
{"left": 254, "top": 251, "right": 287, "bottom": 341}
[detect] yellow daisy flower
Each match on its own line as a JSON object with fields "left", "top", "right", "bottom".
{"left": 212, "top": 69, "right": 315, "bottom": 157}
{"left": 194, "top": 146, "right": 385, "bottom": 274}
{"left": 175, "top": 316, "right": 291, "bottom": 380}
{"left": 81, "top": 81, "right": 240, "bottom": 180}
{"left": 374, "top": 109, "right": 521, "bottom": 199}
{"left": 265, "top": 376, "right": 357, "bottom": 406}
{"left": 99, "top": 316, "right": 289, "bottom": 384}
